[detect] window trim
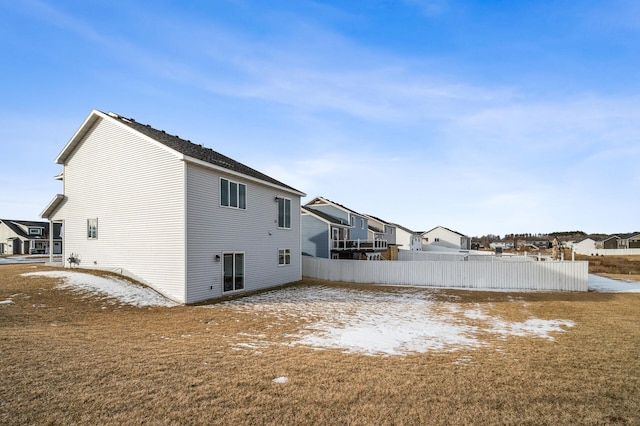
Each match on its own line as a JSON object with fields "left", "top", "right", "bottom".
{"left": 87, "top": 218, "right": 98, "bottom": 240}
{"left": 220, "top": 178, "right": 247, "bottom": 210}
{"left": 278, "top": 248, "right": 291, "bottom": 266}
{"left": 222, "top": 251, "right": 245, "bottom": 293}
{"left": 29, "top": 228, "right": 42, "bottom": 235}
{"left": 277, "top": 197, "right": 292, "bottom": 229}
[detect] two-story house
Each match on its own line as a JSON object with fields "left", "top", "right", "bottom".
{"left": 422, "top": 226, "right": 471, "bottom": 251}
{"left": 41, "top": 110, "right": 305, "bottom": 304}
{"left": 301, "top": 196, "right": 387, "bottom": 260}
{"left": 0, "top": 219, "right": 62, "bottom": 255}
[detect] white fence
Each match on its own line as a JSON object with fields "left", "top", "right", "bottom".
{"left": 574, "top": 248, "right": 640, "bottom": 256}
{"left": 398, "top": 251, "right": 543, "bottom": 262}
{"left": 302, "top": 257, "right": 588, "bottom": 292}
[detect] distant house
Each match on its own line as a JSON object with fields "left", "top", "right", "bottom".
{"left": 392, "top": 223, "right": 423, "bottom": 251}
{"left": 41, "top": 110, "right": 305, "bottom": 304}
{"left": 597, "top": 235, "right": 621, "bottom": 250}
{"left": 0, "top": 219, "right": 62, "bottom": 255}
{"left": 619, "top": 232, "right": 640, "bottom": 249}
{"left": 422, "top": 226, "right": 471, "bottom": 250}
{"left": 572, "top": 238, "right": 597, "bottom": 255}
{"left": 519, "top": 238, "right": 552, "bottom": 250}
{"left": 301, "top": 197, "right": 387, "bottom": 260}
{"left": 489, "top": 241, "right": 514, "bottom": 250}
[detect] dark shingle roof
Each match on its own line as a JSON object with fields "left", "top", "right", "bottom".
{"left": 620, "top": 232, "right": 640, "bottom": 239}
{"left": 106, "top": 112, "right": 303, "bottom": 194}
{"left": 0, "top": 220, "right": 61, "bottom": 239}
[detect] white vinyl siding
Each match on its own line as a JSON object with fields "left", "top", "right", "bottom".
{"left": 51, "top": 117, "right": 186, "bottom": 302}
{"left": 185, "top": 164, "right": 302, "bottom": 303}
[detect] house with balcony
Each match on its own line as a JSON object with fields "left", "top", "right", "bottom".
{"left": 0, "top": 219, "right": 62, "bottom": 255}
{"left": 40, "top": 109, "right": 305, "bottom": 304}
{"left": 302, "top": 197, "right": 387, "bottom": 260}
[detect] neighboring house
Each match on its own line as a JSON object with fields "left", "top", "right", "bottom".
{"left": 364, "top": 215, "right": 400, "bottom": 260}
{"left": 41, "top": 110, "right": 305, "bottom": 304}
{"left": 301, "top": 206, "right": 351, "bottom": 259}
{"left": 519, "top": 238, "right": 552, "bottom": 249}
{"left": 489, "top": 241, "right": 514, "bottom": 250}
{"left": 302, "top": 196, "right": 387, "bottom": 259}
{"left": 572, "top": 238, "right": 597, "bottom": 255}
{"left": 596, "top": 235, "right": 621, "bottom": 250}
{"left": 619, "top": 232, "right": 640, "bottom": 249}
{"left": 422, "top": 226, "right": 471, "bottom": 250}
{"left": 0, "top": 219, "right": 62, "bottom": 255}
{"left": 392, "top": 223, "right": 423, "bottom": 251}
{"left": 363, "top": 214, "right": 398, "bottom": 246}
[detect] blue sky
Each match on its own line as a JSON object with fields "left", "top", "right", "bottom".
{"left": 1, "top": 0, "right": 639, "bottom": 237}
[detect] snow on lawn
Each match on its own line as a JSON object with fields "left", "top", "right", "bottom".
{"left": 588, "top": 274, "right": 640, "bottom": 293}
{"left": 21, "top": 271, "right": 178, "bottom": 307}
{"left": 222, "top": 286, "right": 574, "bottom": 356}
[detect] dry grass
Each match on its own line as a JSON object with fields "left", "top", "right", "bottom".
{"left": 577, "top": 254, "right": 640, "bottom": 281}
{"left": 1, "top": 264, "right": 640, "bottom": 425}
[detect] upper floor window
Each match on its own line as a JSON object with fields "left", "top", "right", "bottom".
{"left": 277, "top": 197, "right": 291, "bottom": 229}
{"left": 29, "top": 228, "right": 42, "bottom": 235}
{"left": 360, "top": 218, "right": 365, "bottom": 229}
{"left": 87, "top": 218, "right": 98, "bottom": 239}
{"left": 220, "top": 178, "right": 246, "bottom": 209}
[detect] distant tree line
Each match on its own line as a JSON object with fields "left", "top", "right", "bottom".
{"left": 472, "top": 230, "right": 609, "bottom": 244}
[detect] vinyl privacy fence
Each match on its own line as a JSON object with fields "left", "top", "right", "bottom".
{"left": 302, "top": 257, "right": 588, "bottom": 291}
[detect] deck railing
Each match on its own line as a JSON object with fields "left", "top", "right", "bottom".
{"left": 332, "top": 239, "right": 387, "bottom": 251}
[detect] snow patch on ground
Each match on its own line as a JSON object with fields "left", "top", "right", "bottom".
{"left": 21, "top": 271, "right": 178, "bottom": 307}
{"left": 0, "top": 298, "right": 14, "bottom": 305}
{"left": 272, "top": 377, "right": 288, "bottom": 384}
{"left": 588, "top": 274, "right": 640, "bottom": 293}
{"left": 222, "top": 286, "right": 574, "bottom": 356}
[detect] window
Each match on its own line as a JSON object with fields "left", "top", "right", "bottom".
{"left": 277, "top": 197, "right": 291, "bottom": 229}
{"left": 87, "top": 218, "right": 98, "bottom": 239}
{"left": 29, "top": 228, "right": 42, "bottom": 235}
{"left": 360, "top": 218, "right": 364, "bottom": 229}
{"left": 278, "top": 249, "right": 291, "bottom": 266}
{"left": 223, "top": 252, "right": 244, "bottom": 292}
{"left": 220, "top": 178, "right": 246, "bottom": 209}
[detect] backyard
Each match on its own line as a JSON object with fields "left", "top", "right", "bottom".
{"left": 1, "top": 263, "right": 639, "bottom": 425}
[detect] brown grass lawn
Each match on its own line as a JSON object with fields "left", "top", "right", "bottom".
{"left": 1, "top": 264, "right": 639, "bottom": 425}
{"left": 577, "top": 254, "right": 640, "bottom": 282}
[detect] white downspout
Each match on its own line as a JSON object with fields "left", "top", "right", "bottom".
{"left": 49, "top": 220, "right": 53, "bottom": 263}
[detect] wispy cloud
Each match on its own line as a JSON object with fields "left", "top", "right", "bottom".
{"left": 403, "top": 0, "right": 449, "bottom": 17}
